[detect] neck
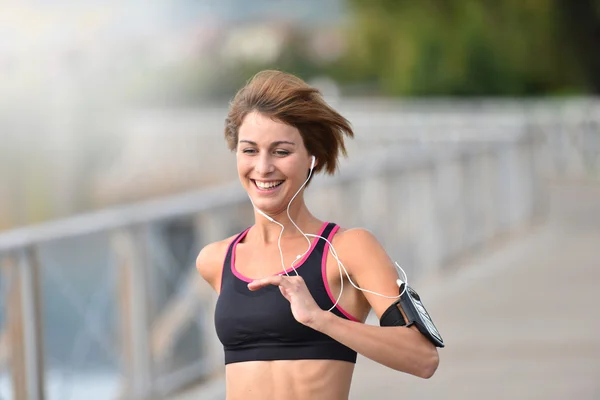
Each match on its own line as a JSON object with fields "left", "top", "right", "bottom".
{"left": 251, "top": 200, "right": 318, "bottom": 245}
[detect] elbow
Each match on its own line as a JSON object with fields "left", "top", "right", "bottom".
{"left": 418, "top": 348, "right": 439, "bottom": 379}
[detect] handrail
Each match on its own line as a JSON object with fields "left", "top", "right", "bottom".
{"left": 0, "top": 138, "right": 527, "bottom": 253}
{"left": 0, "top": 182, "right": 242, "bottom": 253}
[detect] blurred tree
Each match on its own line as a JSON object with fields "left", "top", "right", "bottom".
{"left": 335, "top": 0, "right": 599, "bottom": 96}
{"left": 555, "top": 0, "right": 600, "bottom": 93}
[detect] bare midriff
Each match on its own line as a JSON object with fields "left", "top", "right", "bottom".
{"left": 224, "top": 359, "right": 355, "bottom": 400}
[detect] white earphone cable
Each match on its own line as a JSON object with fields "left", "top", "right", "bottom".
{"left": 249, "top": 155, "right": 409, "bottom": 313}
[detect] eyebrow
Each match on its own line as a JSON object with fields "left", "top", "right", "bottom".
{"left": 239, "top": 140, "right": 296, "bottom": 147}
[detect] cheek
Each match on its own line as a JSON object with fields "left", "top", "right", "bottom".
{"left": 236, "top": 156, "right": 252, "bottom": 176}
{"left": 284, "top": 164, "right": 307, "bottom": 183}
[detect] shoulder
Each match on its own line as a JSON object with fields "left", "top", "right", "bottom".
{"left": 331, "top": 225, "right": 401, "bottom": 314}
{"left": 332, "top": 226, "right": 383, "bottom": 254}
{"left": 196, "top": 233, "right": 239, "bottom": 291}
{"left": 332, "top": 226, "right": 395, "bottom": 275}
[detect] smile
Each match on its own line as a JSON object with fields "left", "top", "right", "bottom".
{"left": 253, "top": 180, "right": 284, "bottom": 191}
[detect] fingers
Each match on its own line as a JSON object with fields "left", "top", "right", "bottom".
{"left": 247, "top": 275, "right": 283, "bottom": 291}
{"left": 247, "top": 275, "right": 304, "bottom": 291}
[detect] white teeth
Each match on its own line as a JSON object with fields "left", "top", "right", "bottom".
{"left": 255, "top": 180, "right": 283, "bottom": 190}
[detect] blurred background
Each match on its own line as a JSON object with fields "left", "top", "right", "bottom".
{"left": 0, "top": 0, "right": 599, "bottom": 399}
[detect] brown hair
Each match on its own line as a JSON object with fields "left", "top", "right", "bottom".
{"left": 224, "top": 70, "right": 354, "bottom": 175}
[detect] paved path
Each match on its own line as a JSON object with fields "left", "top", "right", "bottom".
{"left": 174, "top": 182, "right": 600, "bottom": 400}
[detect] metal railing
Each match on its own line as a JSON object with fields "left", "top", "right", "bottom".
{"left": 0, "top": 181, "right": 249, "bottom": 400}
{"left": 0, "top": 99, "right": 598, "bottom": 400}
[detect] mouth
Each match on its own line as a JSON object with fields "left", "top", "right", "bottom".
{"left": 252, "top": 179, "right": 285, "bottom": 193}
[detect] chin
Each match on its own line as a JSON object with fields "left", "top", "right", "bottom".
{"left": 250, "top": 197, "right": 287, "bottom": 216}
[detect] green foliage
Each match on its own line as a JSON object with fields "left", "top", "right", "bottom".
{"left": 336, "top": 0, "right": 599, "bottom": 96}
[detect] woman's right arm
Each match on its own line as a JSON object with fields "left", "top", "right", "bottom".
{"left": 196, "top": 239, "right": 231, "bottom": 293}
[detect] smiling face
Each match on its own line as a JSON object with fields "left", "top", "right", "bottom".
{"left": 236, "top": 111, "right": 314, "bottom": 216}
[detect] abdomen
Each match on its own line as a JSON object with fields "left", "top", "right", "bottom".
{"left": 225, "top": 359, "right": 355, "bottom": 400}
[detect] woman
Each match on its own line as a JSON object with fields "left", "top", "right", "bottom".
{"left": 196, "top": 70, "right": 439, "bottom": 400}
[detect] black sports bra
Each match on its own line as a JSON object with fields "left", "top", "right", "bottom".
{"left": 214, "top": 222, "right": 359, "bottom": 365}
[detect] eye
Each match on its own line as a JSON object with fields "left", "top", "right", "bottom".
{"left": 242, "top": 148, "right": 257, "bottom": 154}
{"left": 274, "top": 149, "right": 290, "bottom": 156}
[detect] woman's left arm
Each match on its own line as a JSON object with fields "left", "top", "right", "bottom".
{"left": 248, "top": 228, "right": 439, "bottom": 379}
{"left": 311, "top": 303, "right": 439, "bottom": 378}
{"left": 313, "top": 228, "right": 439, "bottom": 378}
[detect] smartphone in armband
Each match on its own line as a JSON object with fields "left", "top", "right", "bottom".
{"left": 380, "top": 283, "right": 445, "bottom": 348}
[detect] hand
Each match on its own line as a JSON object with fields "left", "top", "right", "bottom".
{"left": 248, "top": 275, "right": 325, "bottom": 328}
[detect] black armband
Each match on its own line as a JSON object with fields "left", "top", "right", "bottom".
{"left": 380, "top": 284, "right": 445, "bottom": 348}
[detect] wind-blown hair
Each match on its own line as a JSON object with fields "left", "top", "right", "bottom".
{"left": 224, "top": 70, "right": 354, "bottom": 175}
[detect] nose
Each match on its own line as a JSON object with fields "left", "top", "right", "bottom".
{"left": 255, "top": 153, "right": 275, "bottom": 176}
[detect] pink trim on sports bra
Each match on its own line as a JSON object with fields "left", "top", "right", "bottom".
{"left": 321, "top": 225, "right": 360, "bottom": 322}
{"left": 231, "top": 221, "right": 329, "bottom": 282}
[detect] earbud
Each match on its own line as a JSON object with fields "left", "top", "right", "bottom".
{"left": 310, "top": 155, "right": 316, "bottom": 171}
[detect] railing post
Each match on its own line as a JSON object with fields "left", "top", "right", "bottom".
{"left": 2, "top": 254, "right": 25, "bottom": 400}
{"left": 112, "top": 227, "right": 153, "bottom": 399}
{"left": 13, "top": 248, "right": 45, "bottom": 400}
